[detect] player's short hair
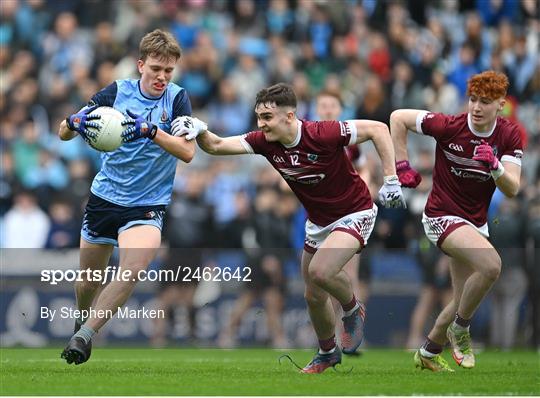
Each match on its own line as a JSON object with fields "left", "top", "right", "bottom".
{"left": 467, "top": 70, "right": 509, "bottom": 100}
{"left": 316, "top": 90, "right": 343, "bottom": 106}
{"left": 139, "top": 29, "right": 181, "bottom": 62}
{"left": 255, "top": 83, "right": 297, "bottom": 109}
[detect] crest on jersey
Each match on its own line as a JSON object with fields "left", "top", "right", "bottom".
{"left": 308, "top": 153, "right": 318, "bottom": 162}
{"left": 160, "top": 110, "right": 168, "bottom": 123}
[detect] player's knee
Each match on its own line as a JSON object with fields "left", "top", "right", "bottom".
{"left": 307, "top": 266, "right": 331, "bottom": 288}
{"left": 483, "top": 256, "right": 501, "bottom": 282}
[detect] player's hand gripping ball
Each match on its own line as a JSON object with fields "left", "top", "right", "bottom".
{"left": 121, "top": 109, "right": 158, "bottom": 142}
{"left": 66, "top": 104, "right": 100, "bottom": 145}
{"left": 69, "top": 106, "right": 126, "bottom": 152}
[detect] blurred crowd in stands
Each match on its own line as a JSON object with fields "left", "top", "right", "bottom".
{"left": 0, "top": 0, "right": 539, "bottom": 347}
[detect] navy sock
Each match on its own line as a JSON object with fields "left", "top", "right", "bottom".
{"left": 422, "top": 338, "right": 443, "bottom": 355}
{"left": 454, "top": 313, "right": 471, "bottom": 328}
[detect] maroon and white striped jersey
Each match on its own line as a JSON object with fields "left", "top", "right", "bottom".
{"left": 241, "top": 119, "right": 373, "bottom": 227}
{"left": 416, "top": 112, "right": 523, "bottom": 227}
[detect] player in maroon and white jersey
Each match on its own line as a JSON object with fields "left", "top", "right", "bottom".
{"left": 390, "top": 71, "right": 523, "bottom": 372}
{"left": 172, "top": 83, "right": 406, "bottom": 373}
{"left": 315, "top": 90, "right": 372, "bottom": 347}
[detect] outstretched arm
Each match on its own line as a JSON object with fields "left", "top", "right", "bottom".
{"left": 171, "top": 116, "right": 248, "bottom": 155}
{"left": 196, "top": 131, "right": 248, "bottom": 155}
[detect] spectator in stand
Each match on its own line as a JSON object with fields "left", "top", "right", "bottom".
{"left": 45, "top": 199, "right": 79, "bottom": 249}
{"left": 2, "top": 191, "right": 50, "bottom": 248}
{"left": 207, "top": 78, "right": 251, "bottom": 137}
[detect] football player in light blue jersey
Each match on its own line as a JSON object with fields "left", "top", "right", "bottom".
{"left": 57, "top": 30, "right": 195, "bottom": 365}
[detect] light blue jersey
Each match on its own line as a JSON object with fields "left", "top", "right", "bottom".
{"left": 88, "top": 79, "right": 191, "bottom": 206}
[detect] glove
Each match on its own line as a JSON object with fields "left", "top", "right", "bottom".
{"left": 171, "top": 116, "right": 207, "bottom": 140}
{"left": 66, "top": 104, "right": 100, "bottom": 143}
{"left": 121, "top": 109, "right": 157, "bottom": 142}
{"left": 378, "top": 175, "right": 407, "bottom": 209}
{"left": 396, "top": 160, "right": 422, "bottom": 188}
{"left": 472, "top": 140, "right": 499, "bottom": 169}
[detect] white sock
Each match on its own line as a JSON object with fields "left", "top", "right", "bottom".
{"left": 343, "top": 301, "right": 360, "bottom": 318}
{"left": 419, "top": 347, "right": 437, "bottom": 358}
{"left": 318, "top": 347, "right": 336, "bottom": 355}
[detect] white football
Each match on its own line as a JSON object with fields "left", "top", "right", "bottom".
{"left": 86, "top": 106, "right": 125, "bottom": 152}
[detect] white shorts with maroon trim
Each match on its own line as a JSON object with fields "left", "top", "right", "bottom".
{"left": 422, "top": 213, "right": 489, "bottom": 247}
{"left": 304, "top": 204, "right": 378, "bottom": 254}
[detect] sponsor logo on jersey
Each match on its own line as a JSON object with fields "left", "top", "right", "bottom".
{"left": 450, "top": 166, "right": 491, "bottom": 181}
{"left": 279, "top": 167, "right": 325, "bottom": 184}
{"left": 449, "top": 143, "right": 464, "bottom": 152}
{"left": 470, "top": 139, "right": 482, "bottom": 145}
{"left": 283, "top": 173, "right": 326, "bottom": 184}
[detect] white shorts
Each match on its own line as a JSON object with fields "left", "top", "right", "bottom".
{"left": 422, "top": 213, "right": 489, "bottom": 247}
{"left": 304, "top": 204, "right": 378, "bottom": 253}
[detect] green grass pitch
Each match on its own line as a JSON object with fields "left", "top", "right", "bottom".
{"left": 1, "top": 348, "right": 538, "bottom": 395}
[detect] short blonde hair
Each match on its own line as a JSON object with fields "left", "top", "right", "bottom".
{"left": 467, "top": 70, "right": 509, "bottom": 100}
{"left": 139, "top": 29, "right": 181, "bottom": 61}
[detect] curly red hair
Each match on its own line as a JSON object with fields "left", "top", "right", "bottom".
{"left": 467, "top": 70, "right": 509, "bottom": 100}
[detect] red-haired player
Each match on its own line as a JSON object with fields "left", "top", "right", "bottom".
{"left": 391, "top": 71, "right": 523, "bottom": 371}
